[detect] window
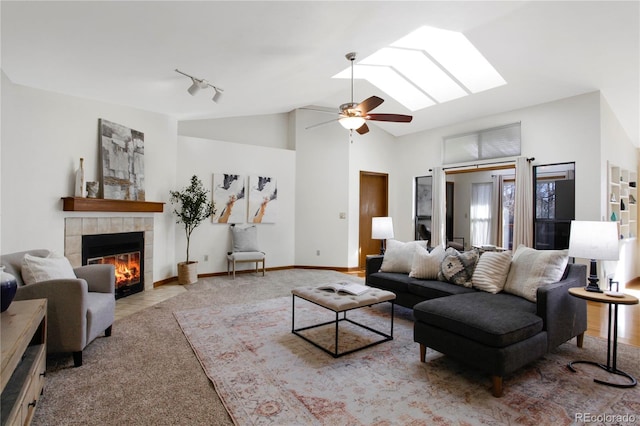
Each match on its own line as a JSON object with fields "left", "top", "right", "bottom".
{"left": 443, "top": 123, "right": 521, "bottom": 165}
{"left": 502, "top": 180, "right": 515, "bottom": 250}
{"left": 533, "top": 163, "right": 575, "bottom": 249}
{"left": 414, "top": 176, "right": 433, "bottom": 241}
{"left": 470, "top": 182, "right": 492, "bottom": 246}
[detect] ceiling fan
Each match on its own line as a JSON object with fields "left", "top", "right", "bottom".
{"left": 307, "top": 52, "right": 413, "bottom": 135}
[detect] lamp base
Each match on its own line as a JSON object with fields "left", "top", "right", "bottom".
{"left": 585, "top": 283, "right": 603, "bottom": 293}
{"left": 585, "top": 265, "right": 603, "bottom": 293}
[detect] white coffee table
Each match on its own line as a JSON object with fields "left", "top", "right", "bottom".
{"left": 291, "top": 286, "right": 396, "bottom": 357}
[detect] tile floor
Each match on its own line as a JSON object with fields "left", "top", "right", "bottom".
{"left": 114, "top": 282, "right": 186, "bottom": 321}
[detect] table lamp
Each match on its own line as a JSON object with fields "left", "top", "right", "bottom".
{"left": 372, "top": 217, "right": 394, "bottom": 255}
{"left": 568, "top": 220, "right": 619, "bottom": 293}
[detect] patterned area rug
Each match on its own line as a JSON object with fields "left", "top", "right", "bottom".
{"left": 174, "top": 296, "right": 640, "bottom": 426}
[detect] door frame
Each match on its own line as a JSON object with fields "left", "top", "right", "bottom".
{"left": 359, "top": 171, "right": 389, "bottom": 269}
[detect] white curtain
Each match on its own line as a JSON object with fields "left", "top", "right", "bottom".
{"left": 471, "top": 182, "right": 492, "bottom": 246}
{"left": 513, "top": 157, "right": 533, "bottom": 248}
{"left": 491, "top": 175, "right": 503, "bottom": 246}
{"left": 431, "top": 167, "right": 447, "bottom": 248}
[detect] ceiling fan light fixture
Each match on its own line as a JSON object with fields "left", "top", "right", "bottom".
{"left": 339, "top": 116, "right": 366, "bottom": 130}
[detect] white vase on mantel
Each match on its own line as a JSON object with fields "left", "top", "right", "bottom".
{"left": 75, "top": 157, "right": 86, "bottom": 197}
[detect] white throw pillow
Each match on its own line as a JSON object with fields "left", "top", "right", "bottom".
{"left": 21, "top": 252, "right": 76, "bottom": 285}
{"left": 379, "top": 240, "right": 428, "bottom": 274}
{"left": 503, "top": 245, "right": 568, "bottom": 302}
{"left": 472, "top": 251, "right": 512, "bottom": 294}
{"left": 409, "top": 245, "right": 446, "bottom": 279}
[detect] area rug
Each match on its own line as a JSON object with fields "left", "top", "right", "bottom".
{"left": 175, "top": 296, "right": 640, "bottom": 426}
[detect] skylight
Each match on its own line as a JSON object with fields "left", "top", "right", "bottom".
{"left": 333, "top": 25, "right": 506, "bottom": 112}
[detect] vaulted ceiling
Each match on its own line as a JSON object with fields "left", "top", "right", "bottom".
{"left": 2, "top": 1, "right": 638, "bottom": 145}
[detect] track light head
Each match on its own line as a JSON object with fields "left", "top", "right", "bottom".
{"left": 212, "top": 88, "right": 222, "bottom": 103}
{"left": 187, "top": 79, "right": 201, "bottom": 96}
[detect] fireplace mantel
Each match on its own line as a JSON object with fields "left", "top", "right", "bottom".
{"left": 62, "top": 197, "right": 164, "bottom": 213}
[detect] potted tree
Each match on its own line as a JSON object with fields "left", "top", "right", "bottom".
{"left": 170, "top": 175, "right": 215, "bottom": 284}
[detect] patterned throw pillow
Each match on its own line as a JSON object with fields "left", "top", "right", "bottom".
{"left": 409, "top": 245, "right": 446, "bottom": 279}
{"left": 379, "top": 239, "right": 428, "bottom": 274}
{"left": 472, "top": 251, "right": 512, "bottom": 293}
{"left": 503, "top": 245, "right": 568, "bottom": 302}
{"left": 438, "top": 250, "right": 479, "bottom": 287}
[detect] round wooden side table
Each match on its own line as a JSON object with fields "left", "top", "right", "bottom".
{"left": 567, "top": 287, "right": 638, "bottom": 388}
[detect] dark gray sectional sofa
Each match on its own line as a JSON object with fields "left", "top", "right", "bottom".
{"left": 365, "top": 254, "right": 587, "bottom": 397}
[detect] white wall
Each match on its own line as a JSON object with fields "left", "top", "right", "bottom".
{"left": 1, "top": 73, "right": 178, "bottom": 281}
{"left": 292, "top": 108, "right": 350, "bottom": 267}
{"left": 178, "top": 113, "right": 293, "bottom": 150}
{"left": 174, "top": 136, "right": 295, "bottom": 274}
{"left": 290, "top": 108, "right": 398, "bottom": 268}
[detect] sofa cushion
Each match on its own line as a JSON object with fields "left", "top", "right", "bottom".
{"left": 366, "top": 271, "right": 412, "bottom": 294}
{"left": 503, "top": 245, "right": 568, "bottom": 302}
{"left": 379, "top": 240, "right": 427, "bottom": 273}
{"left": 21, "top": 252, "right": 76, "bottom": 285}
{"left": 409, "top": 245, "right": 446, "bottom": 279}
{"left": 407, "top": 278, "right": 477, "bottom": 299}
{"left": 437, "top": 250, "right": 479, "bottom": 287}
{"left": 413, "top": 292, "right": 540, "bottom": 348}
{"left": 472, "top": 251, "right": 512, "bottom": 294}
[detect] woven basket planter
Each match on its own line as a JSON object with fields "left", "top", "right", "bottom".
{"left": 177, "top": 261, "right": 198, "bottom": 285}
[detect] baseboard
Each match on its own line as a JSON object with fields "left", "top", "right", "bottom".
{"left": 153, "top": 265, "right": 363, "bottom": 287}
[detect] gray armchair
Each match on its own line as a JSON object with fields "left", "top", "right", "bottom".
{"left": 1, "top": 249, "right": 115, "bottom": 367}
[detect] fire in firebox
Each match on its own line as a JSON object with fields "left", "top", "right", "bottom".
{"left": 88, "top": 252, "right": 141, "bottom": 289}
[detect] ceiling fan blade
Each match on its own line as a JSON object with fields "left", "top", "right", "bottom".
{"left": 306, "top": 118, "right": 338, "bottom": 130}
{"left": 299, "top": 106, "right": 337, "bottom": 115}
{"left": 357, "top": 96, "right": 384, "bottom": 114}
{"left": 356, "top": 123, "right": 369, "bottom": 135}
{"left": 367, "top": 113, "right": 413, "bottom": 123}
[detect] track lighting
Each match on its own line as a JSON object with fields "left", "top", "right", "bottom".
{"left": 175, "top": 69, "right": 224, "bottom": 103}
{"left": 212, "top": 87, "right": 222, "bottom": 103}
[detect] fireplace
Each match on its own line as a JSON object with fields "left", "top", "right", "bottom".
{"left": 82, "top": 232, "right": 144, "bottom": 299}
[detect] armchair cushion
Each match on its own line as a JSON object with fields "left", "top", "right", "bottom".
{"left": 21, "top": 252, "right": 76, "bottom": 285}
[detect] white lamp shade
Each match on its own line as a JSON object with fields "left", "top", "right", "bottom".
{"left": 372, "top": 217, "right": 394, "bottom": 240}
{"left": 339, "top": 116, "right": 366, "bottom": 130}
{"left": 568, "top": 220, "right": 619, "bottom": 261}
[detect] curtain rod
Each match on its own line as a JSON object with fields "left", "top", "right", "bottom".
{"left": 429, "top": 157, "right": 535, "bottom": 172}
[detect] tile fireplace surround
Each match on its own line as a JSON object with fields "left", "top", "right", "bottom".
{"left": 64, "top": 217, "right": 154, "bottom": 290}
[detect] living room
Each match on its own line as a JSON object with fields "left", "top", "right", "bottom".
{"left": 1, "top": 1, "right": 639, "bottom": 424}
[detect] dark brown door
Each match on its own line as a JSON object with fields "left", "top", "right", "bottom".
{"left": 359, "top": 171, "right": 389, "bottom": 268}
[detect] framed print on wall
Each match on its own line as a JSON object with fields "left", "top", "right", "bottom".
{"left": 212, "top": 173, "right": 246, "bottom": 223}
{"left": 99, "top": 119, "right": 145, "bottom": 200}
{"left": 249, "top": 175, "right": 277, "bottom": 223}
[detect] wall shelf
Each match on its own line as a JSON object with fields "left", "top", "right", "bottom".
{"left": 61, "top": 197, "right": 164, "bottom": 213}
{"left": 608, "top": 162, "right": 637, "bottom": 239}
